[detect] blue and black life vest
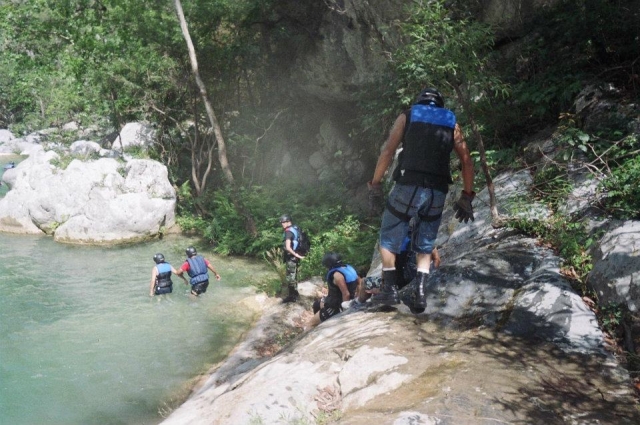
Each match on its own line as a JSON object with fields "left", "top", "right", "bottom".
{"left": 155, "top": 263, "right": 173, "bottom": 288}
{"left": 186, "top": 255, "right": 209, "bottom": 285}
{"left": 325, "top": 264, "right": 359, "bottom": 307}
{"left": 284, "top": 226, "right": 300, "bottom": 251}
{"left": 393, "top": 104, "right": 457, "bottom": 193}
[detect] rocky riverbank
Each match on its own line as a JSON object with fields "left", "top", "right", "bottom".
{"left": 159, "top": 167, "right": 640, "bottom": 424}
{"left": 3, "top": 129, "right": 638, "bottom": 423}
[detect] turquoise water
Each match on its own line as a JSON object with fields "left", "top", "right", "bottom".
{"left": 0, "top": 232, "right": 276, "bottom": 425}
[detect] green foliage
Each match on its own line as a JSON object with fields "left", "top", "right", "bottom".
{"left": 599, "top": 135, "right": 640, "bottom": 219}
{"left": 0, "top": 0, "right": 189, "bottom": 131}
{"left": 508, "top": 214, "right": 595, "bottom": 290}
{"left": 530, "top": 164, "right": 574, "bottom": 210}
{"left": 123, "top": 146, "right": 150, "bottom": 159}
{"left": 394, "top": 1, "right": 509, "bottom": 117}
{"left": 176, "top": 180, "right": 379, "bottom": 280}
{"left": 50, "top": 153, "right": 73, "bottom": 170}
{"left": 497, "top": 0, "right": 640, "bottom": 137}
{"left": 469, "top": 146, "right": 520, "bottom": 175}
{"left": 549, "top": 115, "right": 640, "bottom": 220}
{"left": 599, "top": 302, "right": 624, "bottom": 337}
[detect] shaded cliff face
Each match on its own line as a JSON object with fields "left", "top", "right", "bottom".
{"left": 250, "top": 0, "right": 569, "bottom": 199}
{"left": 245, "top": 0, "right": 408, "bottom": 202}
{"left": 268, "top": 0, "right": 406, "bottom": 103}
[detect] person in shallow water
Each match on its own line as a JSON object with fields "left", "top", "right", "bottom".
{"left": 177, "top": 246, "right": 221, "bottom": 296}
{"left": 149, "top": 253, "right": 187, "bottom": 296}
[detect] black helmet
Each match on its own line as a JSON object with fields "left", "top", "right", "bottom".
{"left": 415, "top": 88, "right": 444, "bottom": 107}
{"left": 153, "top": 253, "right": 165, "bottom": 264}
{"left": 322, "top": 252, "right": 343, "bottom": 269}
{"left": 185, "top": 246, "right": 197, "bottom": 258}
{"left": 279, "top": 214, "right": 292, "bottom": 223}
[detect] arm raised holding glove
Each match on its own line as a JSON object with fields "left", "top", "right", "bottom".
{"left": 451, "top": 124, "right": 475, "bottom": 224}
{"left": 367, "top": 180, "right": 385, "bottom": 216}
{"left": 453, "top": 190, "right": 475, "bottom": 223}
{"left": 367, "top": 114, "right": 407, "bottom": 217}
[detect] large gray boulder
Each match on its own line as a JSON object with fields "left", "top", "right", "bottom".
{"left": 111, "top": 122, "right": 155, "bottom": 151}
{"left": 0, "top": 129, "right": 14, "bottom": 143}
{"left": 0, "top": 150, "right": 175, "bottom": 244}
{"left": 588, "top": 220, "right": 640, "bottom": 312}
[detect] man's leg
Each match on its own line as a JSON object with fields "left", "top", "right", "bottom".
{"left": 415, "top": 252, "right": 432, "bottom": 273}
{"left": 371, "top": 247, "right": 400, "bottom": 305}
{"left": 409, "top": 189, "right": 446, "bottom": 310}
{"left": 374, "top": 184, "right": 423, "bottom": 306}
{"left": 282, "top": 258, "right": 299, "bottom": 303}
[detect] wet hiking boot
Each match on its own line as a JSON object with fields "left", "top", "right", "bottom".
{"left": 347, "top": 299, "right": 369, "bottom": 311}
{"left": 399, "top": 271, "right": 429, "bottom": 314}
{"left": 282, "top": 287, "right": 299, "bottom": 303}
{"left": 371, "top": 270, "right": 399, "bottom": 306}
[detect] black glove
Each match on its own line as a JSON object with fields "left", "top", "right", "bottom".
{"left": 453, "top": 190, "right": 475, "bottom": 223}
{"left": 367, "top": 181, "right": 384, "bottom": 216}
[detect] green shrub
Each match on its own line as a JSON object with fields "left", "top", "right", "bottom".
{"left": 600, "top": 135, "right": 640, "bottom": 219}
{"left": 176, "top": 179, "right": 379, "bottom": 281}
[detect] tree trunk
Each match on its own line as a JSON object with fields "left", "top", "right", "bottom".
{"left": 174, "top": 0, "right": 233, "bottom": 185}
{"left": 174, "top": 0, "right": 257, "bottom": 236}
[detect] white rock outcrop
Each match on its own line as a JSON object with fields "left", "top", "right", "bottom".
{"left": 0, "top": 128, "right": 175, "bottom": 244}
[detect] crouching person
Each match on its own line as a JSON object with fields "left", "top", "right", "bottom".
{"left": 306, "top": 252, "right": 361, "bottom": 329}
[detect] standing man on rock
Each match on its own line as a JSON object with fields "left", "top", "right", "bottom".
{"left": 367, "top": 88, "right": 475, "bottom": 311}
{"left": 279, "top": 214, "right": 305, "bottom": 303}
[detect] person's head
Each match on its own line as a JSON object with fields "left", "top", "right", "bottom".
{"left": 322, "top": 252, "right": 343, "bottom": 270}
{"left": 185, "top": 246, "right": 197, "bottom": 258}
{"left": 153, "top": 253, "right": 165, "bottom": 264}
{"left": 279, "top": 214, "right": 292, "bottom": 228}
{"left": 415, "top": 88, "right": 444, "bottom": 108}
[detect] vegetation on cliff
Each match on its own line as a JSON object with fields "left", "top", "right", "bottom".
{"left": 1, "top": 0, "right": 638, "bottom": 279}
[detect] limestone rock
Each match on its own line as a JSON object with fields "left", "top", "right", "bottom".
{"left": 0, "top": 149, "right": 175, "bottom": 244}
{"left": 588, "top": 220, "right": 640, "bottom": 312}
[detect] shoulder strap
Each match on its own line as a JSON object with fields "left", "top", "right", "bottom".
{"left": 403, "top": 108, "right": 411, "bottom": 141}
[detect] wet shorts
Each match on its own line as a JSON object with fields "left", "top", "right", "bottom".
{"left": 191, "top": 281, "right": 209, "bottom": 295}
{"left": 154, "top": 284, "right": 173, "bottom": 295}
{"left": 312, "top": 299, "right": 341, "bottom": 322}
{"left": 379, "top": 184, "right": 446, "bottom": 254}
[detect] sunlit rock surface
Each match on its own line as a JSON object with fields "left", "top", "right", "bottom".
{"left": 0, "top": 126, "right": 175, "bottom": 244}
{"left": 161, "top": 169, "right": 639, "bottom": 425}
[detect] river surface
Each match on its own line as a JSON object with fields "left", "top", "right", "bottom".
{"left": 0, "top": 181, "right": 277, "bottom": 425}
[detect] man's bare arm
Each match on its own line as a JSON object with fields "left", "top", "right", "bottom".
{"left": 370, "top": 113, "right": 406, "bottom": 185}
{"left": 452, "top": 123, "right": 474, "bottom": 193}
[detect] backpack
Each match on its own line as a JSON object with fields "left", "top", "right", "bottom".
{"left": 289, "top": 225, "right": 311, "bottom": 256}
